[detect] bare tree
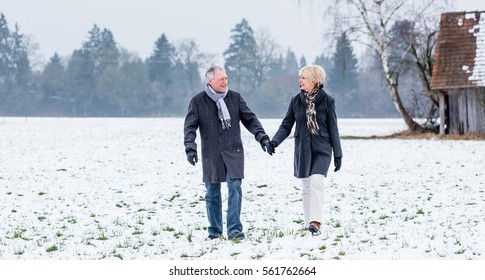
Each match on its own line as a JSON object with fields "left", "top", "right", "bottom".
{"left": 305, "top": 0, "right": 450, "bottom": 132}
{"left": 253, "top": 28, "right": 281, "bottom": 87}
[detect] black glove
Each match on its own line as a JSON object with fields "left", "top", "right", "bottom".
{"left": 187, "top": 150, "right": 198, "bottom": 166}
{"left": 334, "top": 157, "right": 342, "bottom": 172}
{"left": 260, "top": 137, "right": 274, "bottom": 155}
{"left": 270, "top": 141, "right": 278, "bottom": 148}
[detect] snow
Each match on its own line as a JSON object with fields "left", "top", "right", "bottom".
{"left": 469, "top": 12, "right": 485, "bottom": 86}
{"left": 0, "top": 117, "right": 484, "bottom": 261}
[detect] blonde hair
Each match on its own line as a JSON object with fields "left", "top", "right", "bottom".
{"left": 298, "top": 64, "right": 326, "bottom": 86}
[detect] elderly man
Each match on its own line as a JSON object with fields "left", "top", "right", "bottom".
{"left": 183, "top": 66, "right": 274, "bottom": 241}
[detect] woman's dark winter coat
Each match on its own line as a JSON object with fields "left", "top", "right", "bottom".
{"left": 272, "top": 87, "right": 343, "bottom": 178}
{"left": 184, "top": 90, "right": 268, "bottom": 183}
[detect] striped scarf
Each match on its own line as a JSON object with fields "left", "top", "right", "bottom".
{"left": 304, "top": 86, "right": 320, "bottom": 135}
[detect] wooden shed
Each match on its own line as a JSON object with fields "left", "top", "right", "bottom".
{"left": 431, "top": 11, "right": 485, "bottom": 135}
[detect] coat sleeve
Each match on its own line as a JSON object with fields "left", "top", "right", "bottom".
{"left": 238, "top": 94, "right": 267, "bottom": 143}
{"left": 183, "top": 97, "right": 199, "bottom": 153}
{"left": 271, "top": 96, "right": 296, "bottom": 146}
{"left": 326, "top": 97, "right": 343, "bottom": 158}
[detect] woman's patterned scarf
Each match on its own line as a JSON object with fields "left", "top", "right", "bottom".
{"left": 304, "top": 86, "right": 320, "bottom": 135}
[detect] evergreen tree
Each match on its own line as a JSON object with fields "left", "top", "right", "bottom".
{"left": 0, "top": 14, "right": 10, "bottom": 79}
{"left": 67, "top": 49, "right": 94, "bottom": 116}
{"left": 67, "top": 24, "right": 120, "bottom": 116}
{"left": 145, "top": 33, "right": 176, "bottom": 114}
{"left": 117, "top": 49, "right": 151, "bottom": 115}
{"left": 85, "top": 25, "right": 120, "bottom": 115}
{"left": 313, "top": 54, "right": 333, "bottom": 74}
{"left": 40, "top": 53, "right": 69, "bottom": 114}
{"left": 0, "top": 13, "right": 11, "bottom": 114}
{"left": 6, "top": 24, "right": 32, "bottom": 114}
{"left": 146, "top": 33, "right": 175, "bottom": 87}
{"left": 328, "top": 32, "right": 359, "bottom": 117}
{"left": 223, "top": 18, "right": 258, "bottom": 93}
{"left": 299, "top": 56, "right": 307, "bottom": 69}
{"left": 267, "top": 54, "right": 284, "bottom": 78}
{"left": 283, "top": 48, "right": 299, "bottom": 76}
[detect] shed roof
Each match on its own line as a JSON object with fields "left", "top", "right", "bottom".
{"left": 431, "top": 11, "right": 485, "bottom": 90}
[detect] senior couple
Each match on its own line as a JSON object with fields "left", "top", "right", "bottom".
{"left": 183, "top": 65, "right": 342, "bottom": 241}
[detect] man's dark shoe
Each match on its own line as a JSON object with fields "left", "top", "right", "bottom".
{"left": 228, "top": 232, "right": 245, "bottom": 241}
{"left": 205, "top": 235, "right": 219, "bottom": 241}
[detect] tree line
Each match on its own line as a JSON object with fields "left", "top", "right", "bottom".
{"left": 1, "top": 11, "right": 430, "bottom": 119}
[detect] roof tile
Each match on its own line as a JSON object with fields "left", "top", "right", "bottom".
{"left": 431, "top": 11, "right": 485, "bottom": 89}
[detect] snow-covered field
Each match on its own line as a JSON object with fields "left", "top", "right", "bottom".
{"left": 0, "top": 117, "right": 484, "bottom": 260}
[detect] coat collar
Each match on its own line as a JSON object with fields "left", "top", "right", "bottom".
{"left": 298, "top": 85, "right": 326, "bottom": 104}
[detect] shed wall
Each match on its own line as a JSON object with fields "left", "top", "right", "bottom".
{"left": 447, "top": 88, "right": 485, "bottom": 134}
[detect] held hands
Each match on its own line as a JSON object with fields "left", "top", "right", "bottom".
{"left": 260, "top": 137, "right": 275, "bottom": 155}
{"left": 334, "top": 157, "right": 342, "bottom": 172}
{"left": 186, "top": 150, "right": 198, "bottom": 166}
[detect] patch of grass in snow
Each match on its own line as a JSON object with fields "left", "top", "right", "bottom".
{"left": 38, "top": 192, "right": 47, "bottom": 196}
{"left": 379, "top": 214, "right": 389, "bottom": 220}
{"left": 416, "top": 209, "right": 425, "bottom": 215}
{"left": 340, "top": 135, "right": 369, "bottom": 140}
{"left": 167, "top": 192, "right": 181, "bottom": 202}
{"left": 12, "top": 228, "right": 28, "bottom": 240}
{"left": 132, "top": 227, "right": 143, "bottom": 235}
{"left": 96, "top": 231, "right": 108, "bottom": 241}
{"left": 230, "top": 251, "right": 241, "bottom": 257}
{"left": 116, "top": 238, "right": 131, "bottom": 249}
{"left": 455, "top": 248, "right": 466, "bottom": 255}
{"left": 251, "top": 253, "right": 264, "bottom": 260}
{"left": 14, "top": 246, "right": 25, "bottom": 256}
{"left": 38, "top": 216, "right": 46, "bottom": 221}
{"left": 113, "top": 217, "right": 125, "bottom": 226}
{"left": 162, "top": 226, "right": 175, "bottom": 232}
{"left": 187, "top": 230, "right": 193, "bottom": 243}
{"left": 404, "top": 215, "right": 415, "bottom": 221}
{"left": 66, "top": 215, "right": 77, "bottom": 224}
{"left": 46, "top": 245, "right": 58, "bottom": 252}
{"left": 300, "top": 253, "right": 319, "bottom": 260}
{"left": 115, "top": 201, "right": 129, "bottom": 208}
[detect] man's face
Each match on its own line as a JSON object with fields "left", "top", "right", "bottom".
{"left": 208, "top": 70, "right": 228, "bottom": 93}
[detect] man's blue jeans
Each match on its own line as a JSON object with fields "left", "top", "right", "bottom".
{"left": 205, "top": 177, "right": 243, "bottom": 238}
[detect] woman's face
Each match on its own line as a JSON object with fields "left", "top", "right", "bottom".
{"left": 298, "top": 75, "right": 314, "bottom": 93}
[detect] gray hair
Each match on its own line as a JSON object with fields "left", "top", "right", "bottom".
{"left": 205, "top": 66, "right": 225, "bottom": 79}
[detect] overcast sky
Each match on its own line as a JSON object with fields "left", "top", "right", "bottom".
{"left": 2, "top": 0, "right": 484, "bottom": 66}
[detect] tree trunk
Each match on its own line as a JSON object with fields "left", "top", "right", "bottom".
{"left": 388, "top": 82, "right": 424, "bottom": 132}
{"left": 380, "top": 50, "right": 424, "bottom": 132}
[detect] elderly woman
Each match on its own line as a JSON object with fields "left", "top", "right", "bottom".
{"left": 270, "top": 64, "right": 343, "bottom": 235}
